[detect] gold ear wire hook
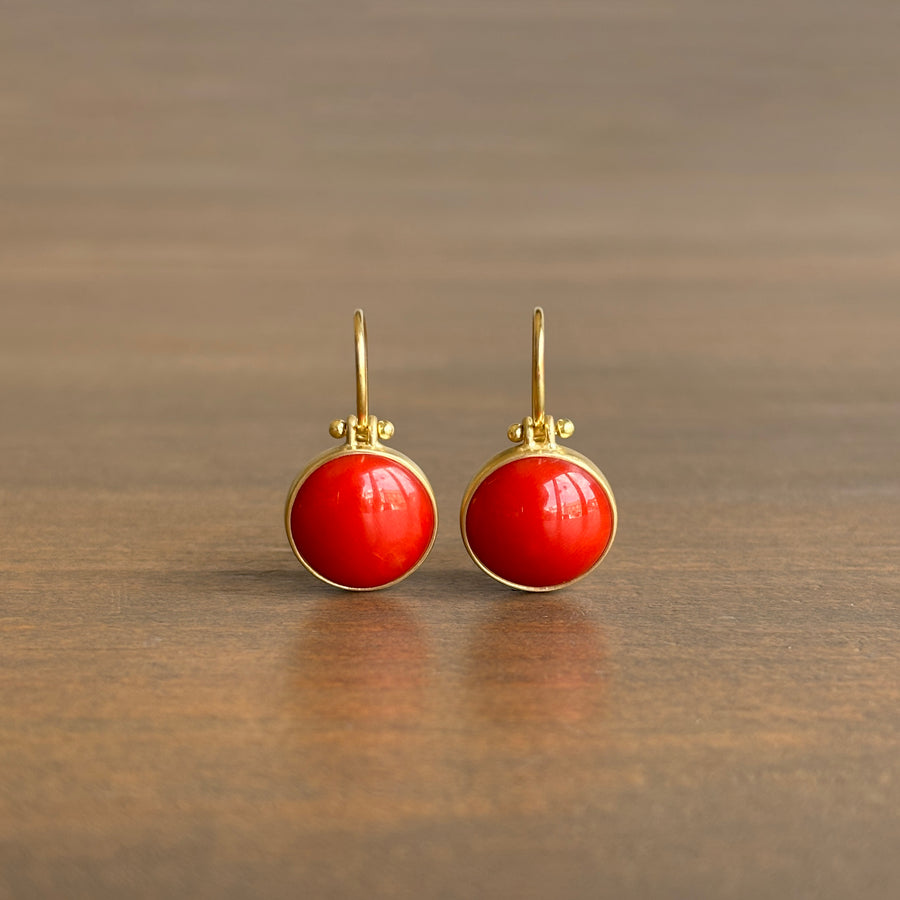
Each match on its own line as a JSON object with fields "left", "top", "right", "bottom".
{"left": 329, "top": 310, "right": 394, "bottom": 446}
{"left": 354, "top": 309, "right": 368, "bottom": 426}
{"left": 507, "top": 307, "right": 574, "bottom": 446}
{"left": 532, "top": 307, "right": 545, "bottom": 429}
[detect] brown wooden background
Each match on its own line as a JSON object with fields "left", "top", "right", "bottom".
{"left": 1, "top": 2, "right": 899, "bottom": 897}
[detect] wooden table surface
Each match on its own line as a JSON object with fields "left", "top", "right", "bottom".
{"left": 2, "top": 2, "right": 899, "bottom": 897}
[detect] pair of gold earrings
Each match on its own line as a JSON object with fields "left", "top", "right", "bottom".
{"left": 285, "top": 309, "right": 617, "bottom": 593}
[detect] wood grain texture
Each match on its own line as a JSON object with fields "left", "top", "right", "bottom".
{"left": 1, "top": 1, "right": 899, "bottom": 898}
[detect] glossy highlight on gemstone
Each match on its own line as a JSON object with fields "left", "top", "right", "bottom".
{"left": 464, "top": 455, "right": 614, "bottom": 590}
{"left": 289, "top": 452, "right": 436, "bottom": 590}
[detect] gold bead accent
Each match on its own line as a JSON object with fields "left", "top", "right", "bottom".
{"left": 507, "top": 423, "right": 524, "bottom": 443}
{"left": 377, "top": 420, "right": 395, "bottom": 440}
{"left": 328, "top": 419, "right": 347, "bottom": 439}
{"left": 556, "top": 418, "right": 575, "bottom": 439}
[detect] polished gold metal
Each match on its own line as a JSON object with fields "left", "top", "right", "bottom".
{"left": 355, "top": 309, "right": 368, "bottom": 427}
{"left": 460, "top": 307, "right": 617, "bottom": 592}
{"left": 507, "top": 306, "right": 577, "bottom": 449}
{"left": 285, "top": 309, "right": 438, "bottom": 591}
{"left": 322, "top": 309, "right": 396, "bottom": 449}
{"left": 532, "top": 306, "right": 545, "bottom": 428}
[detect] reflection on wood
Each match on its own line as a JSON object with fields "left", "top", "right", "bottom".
{"left": 467, "top": 599, "right": 607, "bottom": 725}
{"left": 2, "top": 0, "right": 899, "bottom": 896}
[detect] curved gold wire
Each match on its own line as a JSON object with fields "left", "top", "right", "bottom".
{"left": 532, "top": 306, "right": 545, "bottom": 428}
{"left": 354, "top": 309, "right": 368, "bottom": 425}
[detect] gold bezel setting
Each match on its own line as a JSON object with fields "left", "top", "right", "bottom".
{"left": 285, "top": 440, "right": 438, "bottom": 592}
{"left": 460, "top": 438, "right": 617, "bottom": 592}
{"left": 284, "top": 312, "right": 438, "bottom": 592}
{"left": 459, "top": 309, "right": 617, "bottom": 592}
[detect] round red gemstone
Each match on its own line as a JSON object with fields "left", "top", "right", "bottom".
{"left": 464, "top": 455, "right": 614, "bottom": 590}
{"left": 290, "top": 453, "right": 436, "bottom": 589}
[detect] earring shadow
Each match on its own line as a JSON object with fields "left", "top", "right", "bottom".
{"left": 401, "top": 564, "right": 513, "bottom": 598}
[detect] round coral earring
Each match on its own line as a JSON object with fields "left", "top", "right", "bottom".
{"left": 460, "top": 308, "right": 617, "bottom": 592}
{"left": 285, "top": 310, "right": 438, "bottom": 590}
